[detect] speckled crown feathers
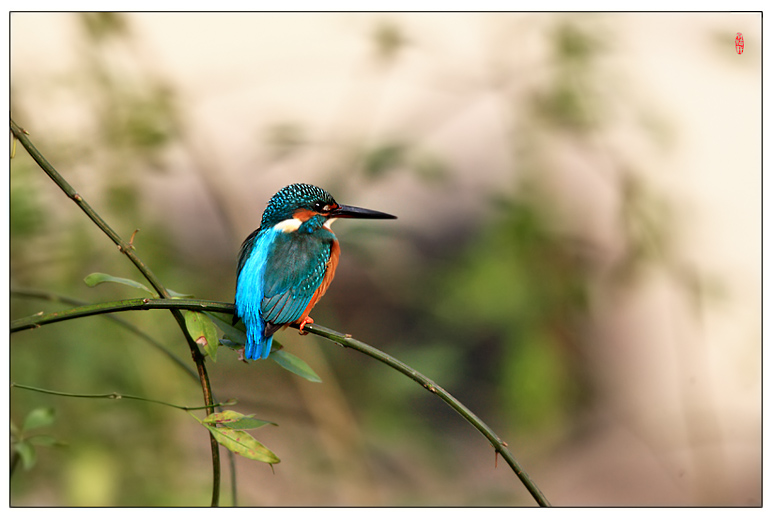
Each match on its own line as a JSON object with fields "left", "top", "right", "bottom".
{"left": 261, "top": 183, "right": 336, "bottom": 228}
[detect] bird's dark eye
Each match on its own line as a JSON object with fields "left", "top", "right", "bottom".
{"left": 313, "top": 200, "right": 335, "bottom": 213}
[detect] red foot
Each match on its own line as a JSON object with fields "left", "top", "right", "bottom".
{"left": 298, "top": 316, "right": 314, "bottom": 335}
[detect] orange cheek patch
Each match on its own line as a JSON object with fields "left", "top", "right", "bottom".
{"left": 293, "top": 208, "right": 316, "bottom": 222}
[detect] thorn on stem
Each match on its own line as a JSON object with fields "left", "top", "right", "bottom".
{"left": 128, "top": 229, "right": 139, "bottom": 249}
{"left": 493, "top": 441, "right": 508, "bottom": 468}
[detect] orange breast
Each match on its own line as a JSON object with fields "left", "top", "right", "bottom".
{"left": 294, "top": 238, "right": 340, "bottom": 325}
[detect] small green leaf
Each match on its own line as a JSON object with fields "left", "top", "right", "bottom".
{"left": 203, "top": 410, "right": 275, "bottom": 430}
{"left": 225, "top": 417, "right": 276, "bottom": 430}
{"left": 270, "top": 350, "right": 322, "bottom": 383}
{"left": 183, "top": 311, "right": 219, "bottom": 362}
{"left": 206, "top": 312, "right": 247, "bottom": 344}
{"left": 13, "top": 441, "right": 36, "bottom": 470}
{"left": 84, "top": 272, "right": 155, "bottom": 296}
{"left": 202, "top": 424, "right": 280, "bottom": 464}
{"left": 23, "top": 407, "right": 56, "bottom": 432}
{"left": 203, "top": 410, "right": 248, "bottom": 425}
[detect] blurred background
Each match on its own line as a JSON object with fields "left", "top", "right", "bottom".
{"left": 9, "top": 12, "right": 760, "bottom": 506}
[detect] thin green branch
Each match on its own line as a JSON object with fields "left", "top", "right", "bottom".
{"left": 10, "top": 119, "right": 221, "bottom": 507}
{"left": 11, "top": 287, "right": 198, "bottom": 382}
{"left": 301, "top": 322, "right": 552, "bottom": 507}
{"left": 11, "top": 382, "right": 236, "bottom": 412}
{"left": 11, "top": 297, "right": 550, "bottom": 506}
{"left": 11, "top": 297, "right": 231, "bottom": 333}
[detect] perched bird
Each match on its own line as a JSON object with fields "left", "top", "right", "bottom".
{"left": 234, "top": 183, "right": 396, "bottom": 360}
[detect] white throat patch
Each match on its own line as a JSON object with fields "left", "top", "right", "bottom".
{"left": 274, "top": 218, "right": 303, "bottom": 233}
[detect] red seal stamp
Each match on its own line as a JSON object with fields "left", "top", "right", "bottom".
{"left": 735, "top": 32, "right": 744, "bottom": 54}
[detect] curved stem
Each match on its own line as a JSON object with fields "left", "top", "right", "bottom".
{"left": 11, "top": 287, "right": 198, "bottom": 382}
{"left": 11, "top": 298, "right": 232, "bottom": 332}
{"left": 11, "top": 297, "right": 550, "bottom": 506}
{"left": 11, "top": 382, "right": 235, "bottom": 411}
{"left": 11, "top": 119, "right": 221, "bottom": 506}
{"left": 300, "top": 322, "right": 552, "bottom": 507}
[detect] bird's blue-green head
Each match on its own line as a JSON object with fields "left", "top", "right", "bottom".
{"left": 261, "top": 183, "right": 396, "bottom": 230}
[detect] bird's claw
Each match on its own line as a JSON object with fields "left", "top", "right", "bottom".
{"left": 298, "top": 316, "right": 314, "bottom": 335}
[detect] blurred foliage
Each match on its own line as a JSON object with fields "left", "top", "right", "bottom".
{"left": 265, "top": 122, "right": 307, "bottom": 160}
{"left": 372, "top": 19, "right": 409, "bottom": 64}
{"left": 11, "top": 407, "right": 65, "bottom": 473}
{"left": 9, "top": 165, "right": 46, "bottom": 237}
{"left": 10, "top": 13, "right": 206, "bottom": 506}
{"left": 362, "top": 141, "right": 408, "bottom": 178}
{"left": 432, "top": 184, "right": 589, "bottom": 432}
{"left": 80, "top": 12, "right": 129, "bottom": 41}
{"left": 533, "top": 20, "right": 606, "bottom": 131}
{"left": 10, "top": 13, "right": 717, "bottom": 506}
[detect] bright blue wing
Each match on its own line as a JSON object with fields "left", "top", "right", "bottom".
{"left": 235, "top": 227, "right": 275, "bottom": 359}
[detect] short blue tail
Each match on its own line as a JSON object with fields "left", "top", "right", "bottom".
{"left": 244, "top": 320, "right": 273, "bottom": 360}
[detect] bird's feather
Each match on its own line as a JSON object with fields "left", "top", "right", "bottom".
{"left": 233, "top": 226, "right": 262, "bottom": 325}
{"left": 234, "top": 222, "right": 337, "bottom": 359}
{"left": 261, "top": 229, "right": 333, "bottom": 324}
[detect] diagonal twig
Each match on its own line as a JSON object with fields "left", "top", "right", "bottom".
{"left": 10, "top": 119, "right": 222, "bottom": 506}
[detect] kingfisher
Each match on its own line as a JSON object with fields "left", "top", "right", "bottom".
{"left": 234, "top": 183, "right": 396, "bottom": 360}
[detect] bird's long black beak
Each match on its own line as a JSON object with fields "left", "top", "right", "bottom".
{"left": 330, "top": 204, "right": 397, "bottom": 220}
